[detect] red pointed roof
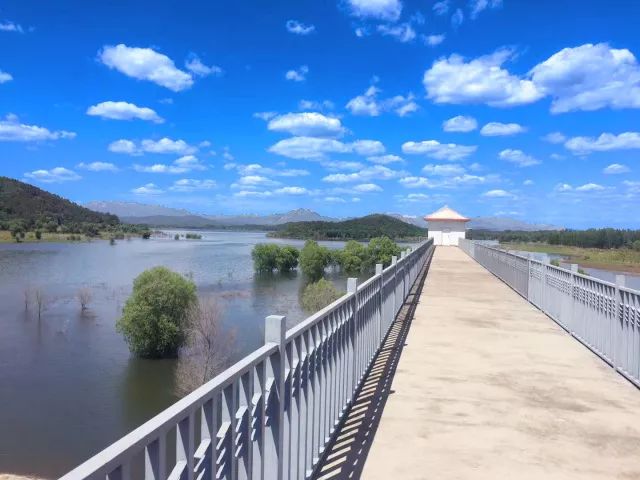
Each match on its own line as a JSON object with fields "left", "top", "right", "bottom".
{"left": 424, "top": 205, "right": 470, "bottom": 222}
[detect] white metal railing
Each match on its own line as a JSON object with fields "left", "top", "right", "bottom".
{"left": 459, "top": 238, "right": 640, "bottom": 388}
{"left": 60, "top": 239, "right": 435, "bottom": 480}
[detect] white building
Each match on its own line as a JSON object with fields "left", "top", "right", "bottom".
{"left": 425, "top": 206, "right": 469, "bottom": 246}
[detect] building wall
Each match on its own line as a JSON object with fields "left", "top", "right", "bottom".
{"left": 427, "top": 220, "right": 467, "bottom": 246}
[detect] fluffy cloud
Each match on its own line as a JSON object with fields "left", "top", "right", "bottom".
{"left": 530, "top": 43, "right": 640, "bottom": 113}
{"left": 134, "top": 155, "right": 207, "bottom": 174}
{"left": 99, "top": 44, "right": 193, "bottom": 92}
{"left": 109, "top": 137, "right": 198, "bottom": 156}
{"left": 480, "top": 122, "right": 526, "bottom": 136}
{"left": 24, "top": 167, "right": 81, "bottom": 183}
{"left": 77, "top": 162, "right": 118, "bottom": 172}
{"left": 469, "top": 0, "right": 503, "bottom": 20}
{"left": 87, "top": 101, "right": 164, "bottom": 123}
{"left": 422, "top": 164, "right": 466, "bottom": 176}
{"left": 424, "top": 34, "right": 446, "bottom": 46}
{"left": 576, "top": 183, "right": 605, "bottom": 192}
{"left": 132, "top": 183, "right": 163, "bottom": 195}
{"left": 267, "top": 112, "right": 345, "bottom": 137}
{"left": 298, "top": 99, "right": 335, "bottom": 111}
{"left": 0, "top": 114, "right": 76, "bottom": 142}
{"left": 346, "top": 85, "right": 418, "bottom": 117}
{"left": 228, "top": 163, "right": 309, "bottom": 177}
{"left": 185, "top": 56, "right": 223, "bottom": 77}
{"left": 498, "top": 149, "right": 540, "bottom": 167}
{"left": 285, "top": 65, "right": 309, "bottom": 82}
{"left": 555, "top": 182, "right": 606, "bottom": 193}
{"left": 0, "top": 69, "right": 12, "bottom": 83}
{"left": 169, "top": 179, "right": 216, "bottom": 192}
{"left": 402, "top": 140, "right": 477, "bottom": 161}
{"left": 286, "top": 20, "right": 316, "bottom": 35}
{"left": 234, "top": 175, "right": 281, "bottom": 188}
{"left": 367, "top": 154, "right": 404, "bottom": 164}
{"left": 543, "top": 132, "right": 566, "bottom": 144}
{"left": 482, "top": 189, "right": 513, "bottom": 198}
{"left": 346, "top": 0, "right": 402, "bottom": 21}
{"left": 424, "top": 49, "right": 542, "bottom": 107}
{"left": 442, "top": 115, "right": 477, "bottom": 132}
{"left": 253, "top": 111, "right": 277, "bottom": 121}
{"left": 399, "top": 176, "right": 433, "bottom": 188}
{"left": 352, "top": 139, "right": 385, "bottom": 155}
{"left": 603, "top": 163, "right": 630, "bottom": 174}
{"left": 274, "top": 186, "right": 309, "bottom": 195}
{"left": 376, "top": 23, "right": 416, "bottom": 43}
{"left": 322, "top": 165, "right": 405, "bottom": 183}
{"left": 0, "top": 21, "right": 24, "bottom": 33}
{"left": 268, "top": 136, "right": 384, "bottom": 159}
{"left": 564, "top": 132, "right": 640, "bottom": 155}
{"left": 353, "top": 183, "right": 383, "bottom": 192}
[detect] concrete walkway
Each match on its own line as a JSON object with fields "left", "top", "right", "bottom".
{"left": 361, "top": 247, "right": 640, "bottom": 480}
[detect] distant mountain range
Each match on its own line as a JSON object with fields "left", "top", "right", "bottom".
{"left": 85, "top": 201, "right": 562, "bottom": 231}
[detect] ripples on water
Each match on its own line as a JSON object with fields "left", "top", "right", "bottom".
{"left": 0, "top": 231, "right": 357, "bottom": 478}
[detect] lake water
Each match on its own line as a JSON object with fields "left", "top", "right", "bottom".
{"left": 0, "top": 232, "right": 356, "bottom": 479}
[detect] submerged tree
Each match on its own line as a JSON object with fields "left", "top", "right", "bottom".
{"left": 116, "top": 267, "right": 197, "bottom": 358}
{"left": 299, "top": 240, "right": 331, "bottom": 281}
{"left": 301, "top": 279, "right": 344, "bottom": 313}
{"left": 174, "top": 297, "right": 234, "bottom": 397}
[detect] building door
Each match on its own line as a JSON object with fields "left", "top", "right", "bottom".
{"left": 442, "top": 228, "right": 452, "bottom": 246}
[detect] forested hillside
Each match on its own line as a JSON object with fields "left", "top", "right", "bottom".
{"left": 269, "top": 214, "right": 426, "bottom": 240}
{"left": 0, "top": 177, "right": 119, "bottom": 233}
{"left": 470, "top": 228, "right": 640, "bottom": 250}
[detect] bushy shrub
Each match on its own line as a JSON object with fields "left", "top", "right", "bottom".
{"left": 299, "top": 240, "right": 331, "bottom": 280}
{"left": 116, "top": 267, "right": 198, "bottom": 358}
{"left": 276, "top": 245, "right": 299, "bottom": 272}
{"left": 301, "top": 279, "right": 344, "bottom": 313}
{"left": 367, "top": 236, "right": 401, "bottom": 268}
{"left": 252, "top": 244, "right": 280, "bottom": 272}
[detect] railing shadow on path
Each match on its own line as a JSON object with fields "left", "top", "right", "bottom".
{"left": 312, "top": 250, "right": 433, "bottom": 480}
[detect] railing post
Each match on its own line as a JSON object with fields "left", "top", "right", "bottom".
{"left": 401, "top": 250, "right": 407, "bottom": 299}
{"left": 569, "top": 264, "right": 578, "bottom": 335}
{"left": 375, "top": 264, "right": 383, "bottom": 346}
{"left": 264, "top": 315, "right": 286, "bottom": 480}
{"left": 542, "top": 255, "right": 549, "bottom": 315}
{"left": 347, "top": 278, "right": 358, "bottom": 391}
{"left": 391, "top": 256, "right": 398, "bottom": 318}
{"left": 614, "top": 274, "right": 625, "bottom": 371}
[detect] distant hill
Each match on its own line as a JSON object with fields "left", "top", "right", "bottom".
{"left": 270, "top": 214, "right": 426, "bottom": 240}
{"left": 85, "top": 201, "right": 193, "bottom": 218}
{"left": 88, "top": 202, "right": 339, "bottom": 227}
{"left": 0, "top": 177, "right": 119, "bottom": 228}
{"left": 388, "top": 212, "right": 562, "bottom": 232}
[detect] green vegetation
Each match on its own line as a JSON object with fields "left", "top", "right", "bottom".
{"left": 0, "top": 177, "right": 150, "bottom": 241}
{"left": 470, "top": 228, "right": 640, "bottom": 250}
{"left": 301, "top": 279, "right": 344, "bottom": 313}
{"left": 185, "top": 233, "right": 202, "bottom": 239}
{"left": 269, "top": 214, "right": 426, "bottom": 241}
{"left": 116, "top": 267, "right": 198, "bottom": 358}
{"left": 299, "top": 240, "right": 332, "bottom": 280}
{"left": 174, "top": 233, "right": 180, "bottom": 240}
{"left": 502, "top": 242, "right": 640, "bottom": 273}
{"left": 335, "top": 237, "right": 402, "bottom": 275}
{"left": 252, "top": 244, "right": 300, "bottom": 273}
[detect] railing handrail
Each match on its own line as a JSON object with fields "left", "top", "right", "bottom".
{"left": 459, "top": 238, "right": 640, "bottom": 390}
{"left": 60, "top": 239, "right": 435, "bottom": 480}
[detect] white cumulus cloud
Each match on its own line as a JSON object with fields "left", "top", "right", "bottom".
{"left": 268, "top": 137, "right": 384, "bottom": 160}
{"left": 564, "top": 132, "right": 640, "bottom": 155}
{"left": 185, "top": 56, "right": 223, "bottom": 78}
{"left": 285, "top": 65, "right": 309, "bottom": 82}
{"left": 87, "top": 101, "right": 164, "bottom": 123}
{"left": 498, "top": 149, "right": 541, "bottom": 167}
{"left": 376, "top": 23, "right": 416, "bottom": 43}
{"left": 267, "top": 112, "right": 345, "bottom": 137}
{"left": 77, "top": 162, "right": 118, "bottom": 172}
{"left": 367, "top": 154, "right": 404, "bottom": 164}
{"left": 469, "top": 0, "right": 503, "bottom": 20}
{"left": 132, "top": 183, "right": 163, "bottom": 195}
{"left": 402, "top": 140, "right": 477, "bottom": 161}
{"left": 169, "top": 179, "right": 216, "bottom": 192}
{"left": 109, "top": 137, "right": 198, "bottom": 156}
{"left": 99, "top": 44, "right": 193, "bottom": 92}
{"left": 482, "top": 189, "right": 513, "bottom": 198}
{"left": 424, "top": 48, "right": 543, "bottom": 107}
{"left": 286, "top": 20, "right": 316, "bottom": 35}
{"left": 0, "top": 69, "right": 12, "bottom": 83}
{"left": 480, "top": 122, "right": 526, "bottom": 136}
{"left": 346, "top": 85, "right": 418, "bottom": 117}
{"left": 603, "top": 163, "right": 630, "bottom": 174}
{"left": 424, "top": 34, "right": 446, "bottom": 46}
{"left": 0, "top": 114, "right": 75, "bottom": 142}
{"left": 442, "top": 115, "right": 477, "bottom": 132}
{"left": 346, "top": 0, "right": 402, "bottom": 21}
{"left": 422, "top": 164, "right": 466, "bottom": 176}
{"left": 25, "top": 167, "right": 81, "bottom": 183}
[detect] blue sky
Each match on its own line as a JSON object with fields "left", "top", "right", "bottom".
{"left": 2, "top": 0, "right": 640, "bottom": 228}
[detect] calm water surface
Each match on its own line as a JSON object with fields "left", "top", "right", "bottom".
{"left": 0, "top": 231, "right": 353, "bottom": 478}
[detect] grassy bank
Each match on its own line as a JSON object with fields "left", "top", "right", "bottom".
{"left": 502, "top": 242, "right": 640, "bottom": 274}
{"left": 0, "top": 230, "right": 144, "bottom": 243}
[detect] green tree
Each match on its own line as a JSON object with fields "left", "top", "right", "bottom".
{"left": 337, "top": 240, "right": 368, "bottom": 275}
{"left": 367, "top": 236, "right": 401, "bottom": 268}
{"left": 299, "top": 240, "right": 331, "bottom": 280}
{"left": 301, "top": 279, "right": 344, "bottom": 313}
{"left": 34, "top": 230, "right": 42, "bottom": 240}
{"left": 276, "top": 245, "right": 299, "bottom": 272}
{"left": 252, "top": 244, "right": 280, "bottom": 272}
{"left": 116, "top": 267, "right": 198, "bottom": 358}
